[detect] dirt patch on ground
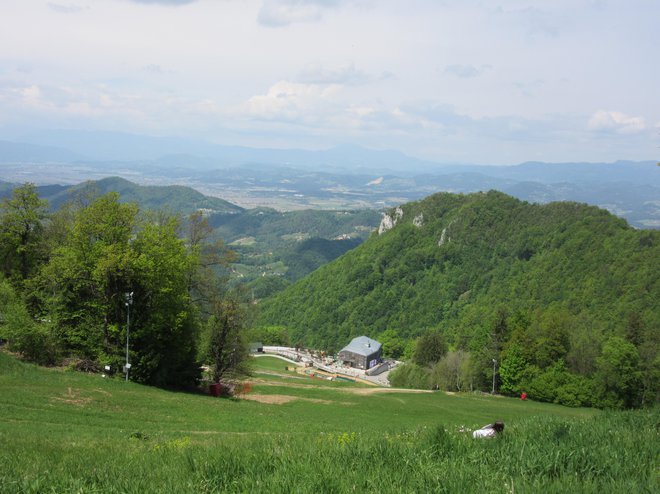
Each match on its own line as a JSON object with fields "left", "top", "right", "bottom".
{"left": 249, "top": 380, "right": 434, "bottom": 395}
{"left": 50, "top": 387, "right": 93, "bottom": 406}
{"left": 245, "top": 379, "right": 437, "bottom": 400}
{"left": 249, "top": 380, "right": 323, "bottom": 390}
{"left": 254, "top": 371, "right": 309, "bottom": 381}
{"left": 304, "top": 397, "right": 354, "bottom": 405}
{"left": 92, "top": 388, "right": 112, "bottom": 396}
{"left": 345, "top": 387, "right": 433, "bottom": 396}
{"left": 240, "top": 393, "right": 353, "bottom": 406}
{"left": 241, "top": 394, "right": 297, "bottom": 405}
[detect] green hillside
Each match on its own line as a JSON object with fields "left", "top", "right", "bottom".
{"left": 3, "top": 351, "right": 657, "bottom": 493}
{"left": 3, "top": 178, "right": 378, "bottom": 291}
{"left": 259, "top": 191, "right": 659, "bottom": 406}
{"left": 39, "top": 176, "right": 244, "bottom": 215}
{"left": 210, "top": 207, "right": 380, "bottom": 291}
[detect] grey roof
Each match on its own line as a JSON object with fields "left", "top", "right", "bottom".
{"left": 340, "top": 336, "right": 382, "bottom": 356}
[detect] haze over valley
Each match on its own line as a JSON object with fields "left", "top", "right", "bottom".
{"left": 2, "top": 133, "right": 658, "bottom": 229}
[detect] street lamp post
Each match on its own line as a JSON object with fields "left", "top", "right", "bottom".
{"left": 125, "top": 292, "right": 134, "bottom": 381}
{"left": 492, "top": 358, "right": 497, "bottom": 394}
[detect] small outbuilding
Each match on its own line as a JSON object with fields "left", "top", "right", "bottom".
{"left": 338, "top": 336, "right": 382, "bottom": 370}
{"left": 250, "top": 342, "right": 264, "bottom": 353}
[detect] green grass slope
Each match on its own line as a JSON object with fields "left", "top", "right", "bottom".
{"left": 258, "top": 191, "right": 659, "bottom": 350}
{"left": 2, "top": 352, "right": 657, "bottom": 493}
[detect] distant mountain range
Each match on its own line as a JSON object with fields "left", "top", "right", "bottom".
{"left": 0, "top": 131, "right": 658, "bottom": 228}
{"left": 1, "top": 131, "right": 438, "bottom": 172}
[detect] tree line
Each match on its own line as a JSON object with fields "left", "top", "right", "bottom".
{"left": 0, "top": 183, "right": 250, "bottom": 388}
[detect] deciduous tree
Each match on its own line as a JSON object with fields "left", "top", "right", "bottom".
{"left": 0, "top": 183, "right": 48, "bottom": 281}
{"left": 413, "top": 331, "right": 447, "bottom": 367}
{"left": 203, "top": 298, "right": 250, "bottom": 384}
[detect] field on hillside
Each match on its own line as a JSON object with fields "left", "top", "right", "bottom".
{"left": 1, "top": 353, "right": 657, "bottom": 493}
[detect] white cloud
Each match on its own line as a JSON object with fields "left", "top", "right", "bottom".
{"left": 588, "top": 110, "right": 647, "bottom": 134}
{"left": 19, "top": 84, "right": 43, "bottom": 107}
{"left": 2, "top": 81, "right": 148, "bottom": 123}
{"left": 493, "top": 6, "right": 563, "bottom": 40}
{"left": 47, "top": 3, "right": 87, "bottom": 14}
{"left": 258, "top": 0, "right": 340, "bottom": 27}
{"left": 143, "top": 64, "right": 170, "bottom": 74}
{"left": 444, "top": 64, "right": 491, "bottom": 79}
{"left": 1, "top": 0, "right": 659, "bottom": 162}
{"left": 127, "top": 0, "right": 198, "bottom": 5}
{"left": 240, "top": 80, "right": 342, "bottom": 122}
{"left": 298, "top": 63, "right": 374, "bottom": 86}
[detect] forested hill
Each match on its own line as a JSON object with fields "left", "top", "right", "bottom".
{"left": 258, "top": 190, "right": 659, "bottom": 355}
{"left": 22, "top": 177, "right": 243, "bottom": 215}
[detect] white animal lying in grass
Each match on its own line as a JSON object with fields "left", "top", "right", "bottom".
{"left": 472, "top": 421, "right": 505, "bottom": 438}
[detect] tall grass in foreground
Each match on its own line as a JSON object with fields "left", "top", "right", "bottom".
{"left": 0, "top": 354, "right": 656, "bottom": 493}
{"left": 2, "top": 410, "right": 657, "bottom": 493}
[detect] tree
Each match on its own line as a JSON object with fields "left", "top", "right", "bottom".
{"left": 248, "top": 325, "right": 290, "bottom": 346}
{"left": 527, "top": 361, "right": 595, "bottom": 407}
{"left": 0, "top": 183, "right": 48, "bottom": 281}
{"left": 129, "top": 217, "right": 201, "bottom": 387}
{"left": 630, "top": 315, "right": 660, "bottom": 406}
{"left": 625, "top": 312, "right": 644, "bottom": 347}
{"left": 38, "top": 193, "right": 138, "bottom": 358}
{"left": 203, "top": 298, "right": 250, "bottom": 383}
{"left": 412, "top": 331, "right": 447, "bottom": 367}
{"left": 532, "top": 308, "right": 571, "bottom": 369}
{"left": 378, "top": 329, "right": 406, "bottom": 359}
{"left": 0, "top": 277, "right": 58, "bottom": 364}
{"left": 37, "top": 195, "right": 203, "bottom": 387}
{"left": 637, "top": 338, "right": 659, "bottom": 407}
{"left": 499, "top": 343, "right": 530, "bottom": 395}
{"left": 186, "top": 210, "right": 237, "bottom": 305}
{"left": 595, "top": 336, "right": 642, "bottom": 409}
{"left": 430, "top": 350, "right": 474, "bottom": 391}
{"left": 389, "top": 363, "right": 430, "bottom": 389}
{"left": 490, "top": 307, "right": 509, "bottom": 357}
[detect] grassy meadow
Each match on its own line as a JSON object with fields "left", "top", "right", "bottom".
{"left": 1, "top": 353, "right": 657, "bottom": 493}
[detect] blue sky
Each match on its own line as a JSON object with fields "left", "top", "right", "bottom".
{"left": 1, "top": 0, "right": 658, "bottom": 164}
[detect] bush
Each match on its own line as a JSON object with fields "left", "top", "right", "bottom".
{"left": 527, "top": 361, "right": 597, "bottom": 407}
{"left": 389, "top": 363, "right": 431, "bottom": 389}
{"left": 0, "top": 279, "right": 59, "bottom": 365}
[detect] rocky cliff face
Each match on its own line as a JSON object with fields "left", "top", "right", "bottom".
{"left": 378, "top": 206, "right": 404, "bottom": 235}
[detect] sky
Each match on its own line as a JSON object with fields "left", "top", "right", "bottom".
{"left": 0, "top": 0, "right": 659, "bottom": 164}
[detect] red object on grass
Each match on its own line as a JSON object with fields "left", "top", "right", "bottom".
{"left": 520, "top": 392, "right": 528, "bottom": 400}
{"left": 209, "top": 383, "right": 222, "bottom": 397}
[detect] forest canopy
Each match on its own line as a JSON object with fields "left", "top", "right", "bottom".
{"left": 258, "top": 191, "right": 659, "bottom": 408}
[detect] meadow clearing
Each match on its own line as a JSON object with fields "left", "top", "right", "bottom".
{"left": 0, "top": 353, "right": 657, "bottom": 493}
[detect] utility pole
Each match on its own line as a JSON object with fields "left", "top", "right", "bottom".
{"left": 125, "top": 292, "right": 134, "bottom": 381}
{"left": 492, "top": 358, "right": 497, "bottom": 394}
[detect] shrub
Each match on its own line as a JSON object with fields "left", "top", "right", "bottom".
{"left": 0, "top": 279, "right": 59, "bottom": 365}
{"left": 527, "top": 361, "right": 596, "bottom": 407}
{"left": 389, "top": 363, "right": 431, "bottom": 389}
